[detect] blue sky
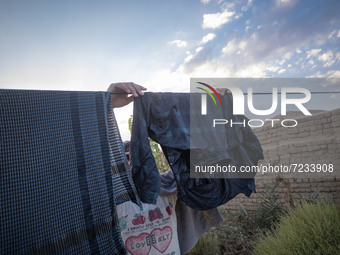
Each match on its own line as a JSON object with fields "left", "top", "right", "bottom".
{"left": 1, "top": 0, "right": 340, "bottom": 138}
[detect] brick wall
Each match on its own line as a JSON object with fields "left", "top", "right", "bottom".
{"left": 224, "top": 108, "right": 340, "bottom": 212}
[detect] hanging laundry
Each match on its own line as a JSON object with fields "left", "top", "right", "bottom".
{"left": 0, "top": 89, "right": 140, "bottom": 254}
{"left": 160, "top": 170, "right": 224, "bottom": 254}
{"left": 130, "top": 92, "right": 263, "bottom": 210}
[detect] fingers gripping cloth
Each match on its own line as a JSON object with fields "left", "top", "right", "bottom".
{"left": 0, "top": 89, "right": 140, "bottom": 254}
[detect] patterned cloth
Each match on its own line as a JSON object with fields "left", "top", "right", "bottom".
{"left": 0, "top": 89, "right": 140, "bottom": 254}
{"left": 130, "top": 92, "right": 263, "bottom": 210}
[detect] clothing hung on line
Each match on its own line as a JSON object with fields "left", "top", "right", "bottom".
{"left": 0, "top": 89, "right": 140, "bottom": 255}
{"left": 130, "top": 92, "right": 264, "bottom": 210}
{"left": 160, "top": 169, "right": 224, "bottom": 254}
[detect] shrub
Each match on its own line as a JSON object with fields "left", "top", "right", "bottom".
{"left": 188, "top": 232, "right": 220, "bottom": 255}
{"left": 213, "top": 208, "right": 259, "bottom": 254}
{"left": 254, "top": 182, "right": 283, "bottom": 230}
{"left": 253, "top": 200, "right": 340, "bottom": 255}
{"left": 188, "top": 182, "right": 284, "bottom": 254}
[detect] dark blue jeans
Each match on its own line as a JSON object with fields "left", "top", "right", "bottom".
{"left": 131, "top": 92, "right": 263, "bottom": 210}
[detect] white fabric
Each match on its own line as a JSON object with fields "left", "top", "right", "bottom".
{"left": 117, "top": 194, "right": 180, "bottom": 255}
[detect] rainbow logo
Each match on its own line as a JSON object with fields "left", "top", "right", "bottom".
{"left": 196, "top": 82, "right": 223, "bottom": 106}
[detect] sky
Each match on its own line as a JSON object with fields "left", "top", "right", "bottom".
{"left": 1, "top": 0, "right": 340, "bottom": 139}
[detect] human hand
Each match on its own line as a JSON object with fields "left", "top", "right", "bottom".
{"left": 108, "top": 82, "right": 147, "bottom": 108}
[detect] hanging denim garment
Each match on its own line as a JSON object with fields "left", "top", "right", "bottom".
{"left": 131, "top": 92, "right": 263, "bottom": 210}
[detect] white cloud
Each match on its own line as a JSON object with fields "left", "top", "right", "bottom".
{"left": 307, "top": 70, "right": 340, "bottom": 78}
{"left": 177, "top": 58, "right": 268, "bottom": 78}
{"left": 168, "top": 40, "right": 187, "bottom": 47}
{"left": 234, "top": 63, "right": 268, "bottom": 77}
{"left": 184, "top": 54, "right": 193, "bottom": 63}
{"left": 278, "top": 68, "right": 286, "bottom": 74}
{"left": 275, "top": 0, "right": 297, "bottom": 7}
{"left": 174, "top": 0, "right": 340, "bottom": 80}
{"left": 332, "top": 30, "right": 340, "bottom": 38}
{"left": 242, "top": 0, "right": 254, "bottom": 11}
{"left": 219, "top": 1, "right": 235, "bottom": 11}
{"left": 284, "top": 52, "right": 292, "bottom": 59}
{"left": 278, "top": 59, "right": 286, "bottom": 65}
{"left": 318, "top": 50, "right": 333, "bottom": 62}
{"left": 195, "top": 46, "right": 204, "bottom": 53}
{"left": 239, "top": 40, "right": 248, "bottom": 51}
{"left": 276, "top": 52, "right": 292, "bottom": 66}
{"left": 336, "top": 52, "right": 340, "bottom": 60}
{"left": 306, "top": 49, "right": 322, "bottom": 59}
{"left": 201, "top": 0, "right": 211, "bottom": 4}
{"left": 234, "top": 14, "right": 242, "bottom": 19}
{"left": 144, "top": 68, "right": 189, "bottom": 92}
{"left": 266, "top": 65, "right": 280, "bottom": 72}
{"left": 221, "top": 39, "right": 248, "bottom": 55}
{"left": 318, "top": 50, "right": 335, "bottom": 68}
{"left": 201, "top": 33, "right": 216, "bottom": 44}
{"left": 324, "top": 70, "right": 340, "bottom": 78}
{"left": 328, "top": 30, "right": 337, "bottom": 39}
{"left": 183, "top": 47, "right": 204, "bottom": 63}
{"left": 222, "top": 39, "right": 237, "bottom": 54}
{"left": 202, "top": 10, "right": 235, "bottom": 29}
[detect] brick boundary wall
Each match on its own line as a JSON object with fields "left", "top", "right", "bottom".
{"left": 224, "top": 108, "right": 340, "bottom": 212}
